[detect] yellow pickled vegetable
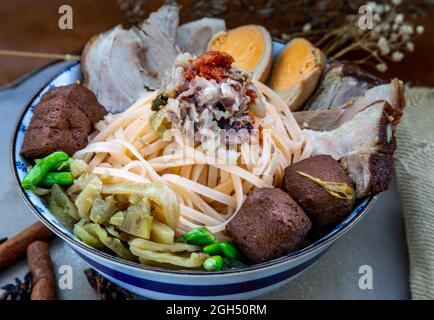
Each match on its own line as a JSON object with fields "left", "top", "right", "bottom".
{"left": 84, "top": 223, "right": 135, "bottom": 261}
{"left": 150, "top": 221, "right": 175, "bottom": 244}
{"left": 90, "top": 195, "right": 118, "bottom": 224}
{"left": 102, "top": 183, "right": 180, "bottom": 230}
{"left": 109, "top": 212, "right": 124, "bottom": 227}
{"left": 74, "top": 175, "right": 102, "bottom": 218}
{"left": 130, "top": 238, "right": 200, "bottom": 253}
{"left": 49, "top": 184, "right": 79, "bottom": 222}
{"left": 74, "top": 223, "right": 104, "bottom": 249}
{"left": 70, "top": 159, "right": 90, "bottom": 178}
{"left": 105, "top": 226, "right": 130, "bottom": 242}
{"left": 119, "top": 208, "right": 153, "bottom": 239}
{"left": 130, "top": 246, "right": 208, "bottom": 268}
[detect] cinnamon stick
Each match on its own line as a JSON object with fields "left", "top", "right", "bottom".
{"left": 27, "top": 241, "right": 57, "bottom": 300}
{"left": 0, "top": 222, "right": 53, "bottom": 271}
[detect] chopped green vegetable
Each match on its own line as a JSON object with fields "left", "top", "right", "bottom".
{"left": 102, "top": 183, "right": 180, "bottom": 230}
{"left": 150, "top": 221, "right": 175, "bottom": 244}
{"left": 74, "top": 223, "right": 104, "bottom": 249}
{"left": 130, "top": 238, "right": 201, "bottom": 253}
{"left": 49, "top": 184, "right": 79, "bottom": 221}
{"left": 109, "top": 212, "right": 125, "bottom": 227}
{"left": 22, "top": 151, "right": 69, "bottom": 190}
{"left": 33, "top": 187, "right": 51, "bottom": 196}
{"left": 49, "top": 194, "right": 76, "bottom": 229}
{"left": 39, "top": 172, "right": 73, "bottom": 187}
{"left": 130, "top": 246, "right": 208, "bottom": 268}
{"left": 150, "top": 107, "right": 170, "bottom": 136}
{"left": 74, "top": 174, "right": 103, "bottom": 218}
{"left": 105, "top": 226, "right": 130, "bottom": 242}
{"left": 90, "top": 196, "right": 118, "bottom": 224}
{"left": 203, "top": 255, "right": 223, "bottom": 271}
{"left": 54, "top": 158, "right": 74, "bottom": 171}
{"left": 182, "top": 227, "right": 217, "bottom": 246}
{"left": 84, "top": 223, "right": 135, "bottom": 261}
{"left": 70, "top": 159, "right": 90, "bottom": 178}
{"left": 151, "top": 93, "right": 169, "bottom": 112}
{"left": 119, "top": 203, "right": 153, "bottom": 239}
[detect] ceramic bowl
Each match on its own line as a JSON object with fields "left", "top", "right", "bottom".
{"left": 11, "top": 41, "right": 376, "bottom": 299}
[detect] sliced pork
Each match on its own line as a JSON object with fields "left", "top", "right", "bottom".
{"left": 176, "top": 18, "right": 226, "bottom": 56}
{"left": 295, "top": 79, "right": 404, "bottom": 131}
{"left": 303, "top": 100, "right": 402, "bottom": 197}
{"left": 304, "top": 62, "right": 384, "bottom": 111}
{"left": 81, "top": 5, "right": 180, "bottom": 113}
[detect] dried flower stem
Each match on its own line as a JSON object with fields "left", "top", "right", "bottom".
{"left": 0, "top": 50, "right": 80, "bottom": 61}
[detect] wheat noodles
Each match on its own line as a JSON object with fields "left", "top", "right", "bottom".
{"left": 74, "top": 82, "right": 312, "bottom": 235}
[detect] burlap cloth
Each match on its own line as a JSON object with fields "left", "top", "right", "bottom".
{"left": 396, "top": 88, "right": 434, "bottom": 300}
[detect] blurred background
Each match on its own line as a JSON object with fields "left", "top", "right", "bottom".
{"left": 1, "top": 0, "right": 434, "bottom": 88}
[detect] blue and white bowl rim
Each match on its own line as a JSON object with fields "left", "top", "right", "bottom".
{"left": 10, "top": 60, "right": 377, "bottom": 275}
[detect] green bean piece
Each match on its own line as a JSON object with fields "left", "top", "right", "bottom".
{"left": 35, "top": 157, "right": 73, "bottom": 170}
{"left": 203, "top": 243, "right": 223, "bottom": 255}
{"left": 182, "top": 227, "right": 217, "bottom": 246}
{"left": 220, "top": 241, "right": 241, "bottom": 260}
{"left": 22, "top": 151, "right": 69, "bottom": 190}
{"left": 39, "top": 172, "right": 74, "bottom": 187}
{"left": 203, "top": 255, "right": 223, "bottom": 271}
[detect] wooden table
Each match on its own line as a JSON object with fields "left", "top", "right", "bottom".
{"left": 1, "top": 1, "right": 433, "bottom": 87}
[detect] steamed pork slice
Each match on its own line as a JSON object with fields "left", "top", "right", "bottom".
{"left": 81, "top": 5, "right": 180, "bottom": 113}
{"left": 304, "top": 62, "right": 385, "bottom": 111}
{"left": 295, "top": 79, "right": 405, "bottom": 131}
{"left": 81, "top": 25, "right": 125, "bottom": 99}
{"left": 39, "top": 84, "right": 106, "bottom": 124}
{"left": 208, "top": 25, "right": 272, "bottom": 82}
{"left": 21, "top": 98, "right": 91, "bottom": 159}
{"left": 82, "top": 26, "right": 147, "bottom": 113}
{"left": 97, "top": 28, "right": 151, "bottom": 111}
{"left": 134, "top": 15, "right": 180, "bottom": 90}
{"left": 294, "top": 109, "right": 345, "bottom": 131}
{"left": 282, "top": 155, "right": 355, "bottom": 232}
{"left": 226, "top": 188, "right": 311, "bottom": 263}
{"left": 145, "top": 4, "right": 179, "bottom": 42}
{"left": 177, "top": 18, "right": 226, "bottom": 56}
{"left": 269, "top": 38, "right": 326, "bottom": 111}
{"left": 303, "top": 101, "right": 400, "bottom": 198}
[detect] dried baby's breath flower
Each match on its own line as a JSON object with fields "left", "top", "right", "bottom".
{"left": 392, "top": 51, "right": 404, "bottom": 62}
{"left": 376, "top": 63, "right": 388, "bottom": 72}
{"left": 296, "top": 0, "right": 429, "bottom": 73}
{"left": 406, "top": 42, "right": 415, "bottom": 52}
{"left": 395, "top": 13, "right": 404, "bottom": 24}
{"left": 303, "top": 23, "right": 312, "bottom": 32}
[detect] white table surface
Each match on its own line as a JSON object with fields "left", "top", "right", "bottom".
{"left": 0, "top": 62, "right": 410, "bottom": 300}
